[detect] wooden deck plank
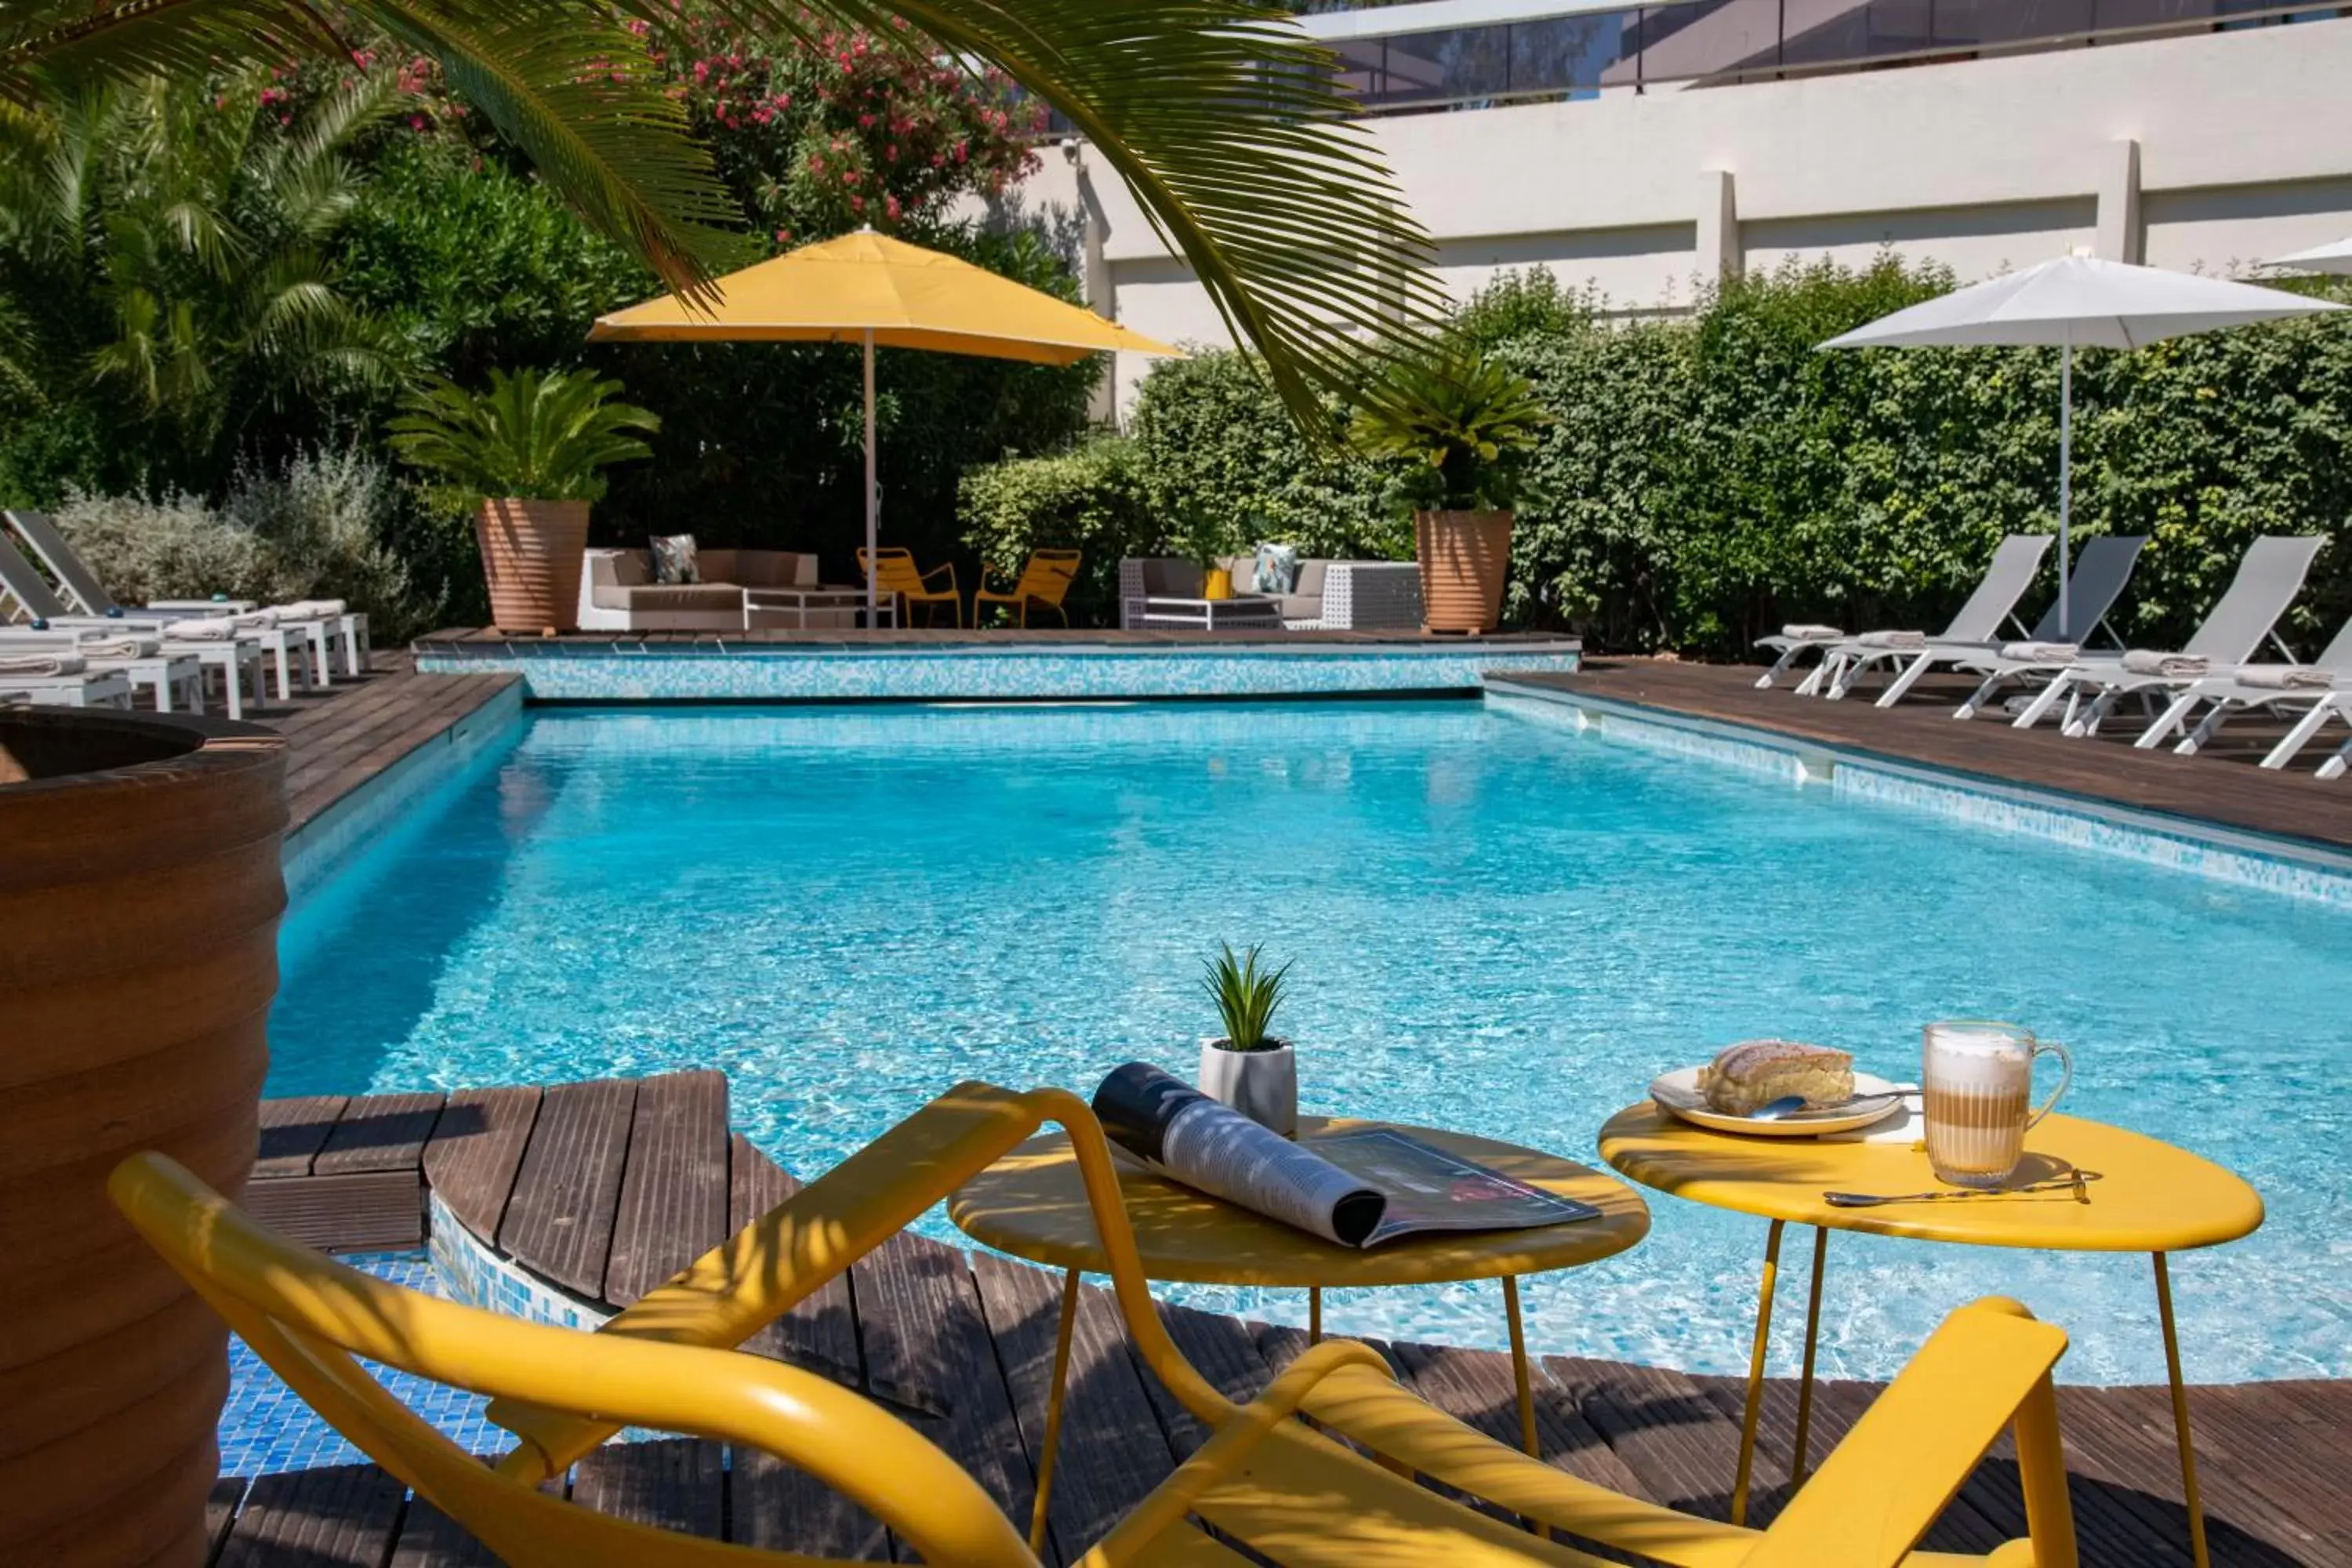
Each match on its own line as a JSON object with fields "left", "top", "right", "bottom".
{"left": 601, "top": 1070, "right": 730, "bottom": 1306}
{"left": 1388, "top": 1338, "right": 1657, "bottom": 1502}
{"left": 570, "top": 1438, "right": 724, "bottom": 1541}
{"left": 1499, "top": 661, "right": 2352, "bottom": 853}
{"left": 421, "top": 1086, "right": 541, "bottom": 1244}
{"left": 971, "top": 1252, "right": 1181, "bottom": 1564}
{"left": 213, "top": 1463, "right": 406, "bottom": 1568}
{"left": 314, "top": 1093, "right": 446, "bottom": 1176}
{"left": 496, "top": 1078, "right": 637, "bottom": 1298}
{"left": 1544, "top": 1354, "right": 1752, "bottom": 1522}
{"left": 384, "top": 1498, "right": 502, "bottom": 1568}
{"left": 727, "top": 1134, "right": 862, "bottom": 1386}
{"left": 205, "top": 1475, "right": 249, "bottom": 1566}
{"left": 1145, "top": 1300, "right": 1277, "bottom": 1459}
{"left": 252, "top": 1095, "right": 349, "bottom": 1179}
{"left": 848, "top": 1230, "right": 1036, "bottom": 1560}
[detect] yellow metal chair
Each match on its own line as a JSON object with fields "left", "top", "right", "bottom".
{"left": 974, "top": 548, "right": 1082, "bottom": 628}
{"left": 111, "top": 1082, "right": 2079, "bottom": 1568}
{"left": 858, "top": 546, "right": 962, "bottom": 627}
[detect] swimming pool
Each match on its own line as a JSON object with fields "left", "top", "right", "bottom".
{"left": 271, "top": 699, "right": 2352, "bottom": 1385}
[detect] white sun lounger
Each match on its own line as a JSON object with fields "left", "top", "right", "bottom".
{"left": 1821, "top": 535, "right": 2146, "bottom": 708}
{"left": 0, "top": 645, "right": 198, "bottom": 710}
{"left": 2016, "top": 535, "right": 2327, "bottom": 736}
{"left": 2131, "top": 613, "right": 2352, "bottom": 769}
{"left": 1752, "top": 532, "right": 2050, "bottom": 690}
{"left": 0, "top": 626, "right": 263, "bottom": 718}
{"left": 0, "top": 534, "right": 321, "bottom": 702}
{"left": 0, "top": 668, "right": 135, "bottom": 708}
{"left": 5, "top": 509, "right": 367, "bottom": 678}
{"left": 1951, "top": 535, "right": 2326, "bottom": 731}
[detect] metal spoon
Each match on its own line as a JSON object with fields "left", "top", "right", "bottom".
{"left": 1824, "top": 1171, "right": 2103, "bottom": 1207}
{"left": 1747, "top": 1096, "right": 1810, "bottom": 1121}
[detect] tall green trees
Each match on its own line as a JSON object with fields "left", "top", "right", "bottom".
{"left": 0, "top": 72, "right": 397, "bottom": 492}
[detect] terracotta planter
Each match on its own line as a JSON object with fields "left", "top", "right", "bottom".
{"left": 475, "top": 498, "right": 591, "bottom": 633}
{"left": 1415, "top": 509, "right": 1515, "bottom": 633}
{"left": 1, "top": 710, "right": 287, "bottom": 1568}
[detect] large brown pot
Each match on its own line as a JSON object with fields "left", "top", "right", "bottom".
{"left": 1415, "top": 509, "right": 1515, "bottom": 633}
{"left": 475, "top": 498, "right": 590, "bottom": 633}
{"left": 1, "top": 710, "right": 287, "bottom": 1568}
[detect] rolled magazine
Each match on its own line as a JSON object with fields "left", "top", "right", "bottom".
{"left": 1090, "top": 1063, "right": 1599, "bottom": 1247}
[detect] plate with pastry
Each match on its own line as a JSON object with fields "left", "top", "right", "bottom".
{"left": 1650, "top": 1039, "right": 1904, "bottom": 1136}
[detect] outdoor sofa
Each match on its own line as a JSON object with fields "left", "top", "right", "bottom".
{"left": 577, "top": 546, "right": 850, "bottom": 632}
{"left": 1118, "top": 555, "right": 1423, "bottom": 630}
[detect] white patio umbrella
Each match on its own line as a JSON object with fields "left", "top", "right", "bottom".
{"left": 2263, "top": 236, "right": 2352, "bottom": 276}
{"left": 1820, "top": 255, "right": 2340, "bottom": 634}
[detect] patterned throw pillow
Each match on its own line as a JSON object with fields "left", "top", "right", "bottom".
{"left": 649, "top": 534, "right": 701, "bottom": 584}
{"left": 1253, "top": 543, "right": 1299, "bottom": 595}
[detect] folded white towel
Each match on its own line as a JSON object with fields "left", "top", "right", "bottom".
{"left": 2122, "top": 649, "right": 2207, "bottom": 677}
{"left": 2000, "top": 641, "right": 2078, "bottom": 662}
{"left": 165, "top": 617, "right": 237, "bottom": 641}
{"left": 74, "top": 634, "right": 160, "bottom": 659}
{"left": 2236, "top": 665, "right": 2338, "bottom": 690}
{"left": 1857, "top": 630, "right": 1928, "bottom": 649}
{"left": 0, "top": 652, "right": 83, "bottom": 676}
{"left": 278, "top": 597, "right": 347, "bottom": 619}
{"left": 1781, "top": 623, "right": 1842, "bottom": 641}
{"left": 233, "top": 608, "right": 280, "bottom": 629}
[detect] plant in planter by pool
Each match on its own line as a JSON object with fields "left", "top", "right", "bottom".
{"left": 389, "top": 368, "right": 659, "bottom": 634}
{"left": 1349, "top": 336, "right": 1550, "bottom": 634}
{"left": 1198, "top": 942, "right": 1298, "bottom": 1135}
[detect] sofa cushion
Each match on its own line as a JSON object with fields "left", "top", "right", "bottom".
{"left": 588, "top": 550, "right": 652, "bottom": 608}
{"left": 1276, "top": 593, "right": 1324, "bottom": 623}
{"left": 1290, "top": 559, "right": 1330, "bottom": 597}
{"left": 650, "top": 534, "right": 701, "bottom": 584}
{"left": 1251, "top": 543, "right": 1300, "bottom": 595}
{"left": 622, "top": 583, "right": 742, "bottom": 613}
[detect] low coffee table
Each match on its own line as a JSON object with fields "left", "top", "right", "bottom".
{"left": 1128, "top": 594, "right": 1283, "bottom": 631}
{"left": 742, "top": 586, "right": 896, "bottom": 630}
{"left": 952, "top": 1117, "right": 1650, "bottom": 1552}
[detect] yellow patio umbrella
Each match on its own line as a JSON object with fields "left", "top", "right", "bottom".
{"left": 590, "top": 228, "right": 1181, "bottom": 620}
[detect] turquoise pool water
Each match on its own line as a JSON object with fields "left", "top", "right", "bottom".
{"left": 271, "top": 701, "right": 2352, "bottom": 1384}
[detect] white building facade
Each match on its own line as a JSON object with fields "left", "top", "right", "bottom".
{"left": 989, "top": 7, "right": 2352, "bottom": 414}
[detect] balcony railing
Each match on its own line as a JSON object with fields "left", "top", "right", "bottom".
{"left": 1022, "top": 0, "right": 2344, "bottom": 135}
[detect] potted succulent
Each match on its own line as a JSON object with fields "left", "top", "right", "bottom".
{"left": 389, "top": 367, "right": 659, "bottom": 633}
{"left": 1350, "top": 336, "right": 1551, "bottom": 633}
{"left": 1197, "top": 942, "right": 1298, "bottom": 1136}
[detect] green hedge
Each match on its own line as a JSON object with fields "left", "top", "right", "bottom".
{"left": 961, "top": 256, "right": 2352, "bottom": 652}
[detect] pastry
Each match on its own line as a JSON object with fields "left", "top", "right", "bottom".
{"left": 1697, "top": 1040, "right": 1854, "bottom": 1116}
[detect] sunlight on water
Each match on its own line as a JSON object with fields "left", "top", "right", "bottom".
{"left": 272, "top": 701, "right": 2352, "bottom": 1383}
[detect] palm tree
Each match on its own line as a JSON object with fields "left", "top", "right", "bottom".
{"left": 0, "top": 0, "right": 1441, "bottom": 428}
{"left": 0, "top": 71, "right": 398, "bottom": 474}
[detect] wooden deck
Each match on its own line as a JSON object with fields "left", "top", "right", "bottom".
{"left": 253, "top": 649, "right": 520, "bottom": 834}
{"left": 1494, "top": 659, "right": 2352, "bottom": 854}
{"left": 216, "top": 1074, "right": 2349, "bottom": 1567}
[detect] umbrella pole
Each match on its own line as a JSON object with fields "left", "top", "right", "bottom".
{"left": 863, "top": 328, "right": 878, "bottom": 625}
{"left": 2058, "top": 336, "right": 2073, "bottom": 638}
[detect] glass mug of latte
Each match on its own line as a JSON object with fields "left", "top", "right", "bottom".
{"left": 1921, "top": 1021, "right": 2073, "bottom": 1189}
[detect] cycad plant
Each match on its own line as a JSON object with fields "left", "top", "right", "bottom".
{"left": 1349, "top": 336, "right": 1553, "bottom": 513}
{"left": 2, "top": 0, "right": 1446, "bottom": 430}
{"left": 387, "top": 367, "right": 658, "bottom": 502}
{"left": 1203, "top": 942, "right": 1292, "bottom": 1051}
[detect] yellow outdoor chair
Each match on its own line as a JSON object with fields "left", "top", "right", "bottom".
{"left": 859, "top": 546, "right": 962, "bottom": 627}
{"left": 975, "top": 548, "right": 1082, "bottom": 627}
{"left": 111, "top": 1082, "right": 2080, "bottom": 1568}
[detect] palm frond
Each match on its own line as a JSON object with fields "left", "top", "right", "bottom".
{"left": 748, "top": 0, "right": 1446, "bottom": 426}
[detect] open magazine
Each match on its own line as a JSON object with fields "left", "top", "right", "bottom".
{"left": 1090, "top": 1062, "right": 1599, "bottom": 1248}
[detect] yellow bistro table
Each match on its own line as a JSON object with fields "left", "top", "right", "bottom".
{"left": 951, "top": 1116, "right": 1651, "bottom": 1552}
{"left": 1598, "top": 1102, "right": 2263, "bottom": 1568}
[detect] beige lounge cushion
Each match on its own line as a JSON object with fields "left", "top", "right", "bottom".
{"left": 622, "top": 584, "right": 742, "bottom": 614}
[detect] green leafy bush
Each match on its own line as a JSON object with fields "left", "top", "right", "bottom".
{"left": 958, "top": 437, "right": 1152, "bottom": 623}
{"left": 55, "top": 447, "right": 451, "bottom": 641}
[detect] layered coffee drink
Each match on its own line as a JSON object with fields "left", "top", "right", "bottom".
{"left": 1922, "top": 1022, "right": 2072, "bottom": 1188}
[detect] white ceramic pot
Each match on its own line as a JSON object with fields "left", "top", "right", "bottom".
{"left": 1197, "top": 1038, "right": 1297, "bottom": 1137}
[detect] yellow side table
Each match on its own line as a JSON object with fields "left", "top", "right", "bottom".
{"left": 1599, "top": 1102, "right": 2263, "bottom": 1568}
{"left": 951, "top": 1115, "right": 1651, "bottom": 1552}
